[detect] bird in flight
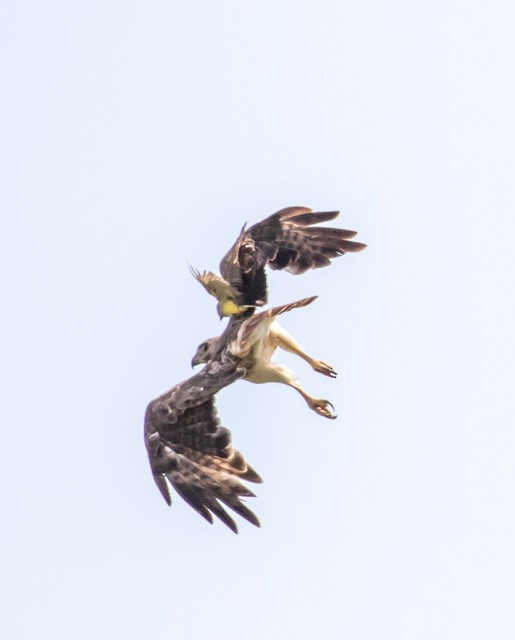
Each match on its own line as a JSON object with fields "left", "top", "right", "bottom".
{"left": 144, "top": 206, "right": 366, "bottom": 532}
{"left": 191, "top": 295, "right": 337, "bottom": 419}
{"left": 191, "top": 206, "right": 366, "bottom": 318}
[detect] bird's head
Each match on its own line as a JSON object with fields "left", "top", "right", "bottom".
{"left": 191, "top": 337, "right": 219, "bottom": 367}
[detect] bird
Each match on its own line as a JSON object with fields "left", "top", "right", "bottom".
{"left": 144, "top": 348, "right": 259, "bottom": 534}
{"left": 145, "top": 205, "right": 366, "bottom": 531}
{"left": 191, "top": 296, "right": 338, "bottom": 419}
{"left": 145, "top": 296, "right": 335, "bottom": 532}
{"left": 191, "top": 206, "right": 366, "bottom": 319}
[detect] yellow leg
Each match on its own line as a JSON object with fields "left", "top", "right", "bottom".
{"left": 247, "top": 360, "right": 337, "bottom": 419}
{"left": 287, "top": 380, "right": 337, "bottom": 420}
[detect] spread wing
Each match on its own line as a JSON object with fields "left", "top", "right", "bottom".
{"left": 144, "top": 356, "right": 262, "bottom": 533}
{"left": 220, "top": 206, "right": 367, "bottom": 309}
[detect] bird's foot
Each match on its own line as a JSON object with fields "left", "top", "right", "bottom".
{"left": 308, "top": 398, "right": 337, "bottom": 419}
{"left": 312, "top": 360, "right": 337, "bottom": 378}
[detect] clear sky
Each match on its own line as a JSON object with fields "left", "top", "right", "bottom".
{"left": 1, "top": 1, "right": 514, "bottom": 638}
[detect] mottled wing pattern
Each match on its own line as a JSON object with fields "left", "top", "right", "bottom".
{"left": 145, "top": 357, "right": 262, "bottom": 532}
{"left": 250, "top": 206, "right": 367, "bottom": 274}
{"left": 220, "top": 206, "right": 366, "bottom": 308}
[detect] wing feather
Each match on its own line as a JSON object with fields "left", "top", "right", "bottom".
{"left": 219, "top": 206, "right": 366, "bottom": 309}
{"left": 145, "top": 354, "right": 262, "bottom": 532}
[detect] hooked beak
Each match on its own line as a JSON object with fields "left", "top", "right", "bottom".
{"left": 191, "top": 350, "right": 203, "bottom": 368}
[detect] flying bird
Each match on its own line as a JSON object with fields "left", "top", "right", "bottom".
{"left": 145, "top": 205, "right": 366, "bottom": 531}
{"left": 191, "top": 206, "right": 366, "bottom": 318}
{"left": 145, "top": 296, "right": 337, "bottom": 532}
{"left": 192, "top": 296, "right": 337, "bottom": 418}
{"left": 145, "top": 346, "right": 260, "bottom": 534}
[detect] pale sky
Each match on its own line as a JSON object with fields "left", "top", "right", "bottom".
{"left": 1, "top": 2, "right": 514, "bottom": 639}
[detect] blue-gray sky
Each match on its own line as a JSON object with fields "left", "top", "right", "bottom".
{"left": 1, "top": 2, "right": 514, "bottom": 638}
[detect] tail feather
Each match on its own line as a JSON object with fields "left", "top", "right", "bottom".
{"left": 268, "top": 296, "right": 318, "bottom": 318}
{"left": 238, "top": 296, "right": 317, "bottom": 347}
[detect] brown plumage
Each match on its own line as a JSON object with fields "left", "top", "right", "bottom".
{"left": 145, "top": 205, "right": 366, "bottom": 531}
{"left": 145, "top": 351, "right": 262, "bottom": 533}
{"left": 193, "top": 206, "right": 366, "bottom": 317}
{"left": 146, "top": 296, "right": 339, "bottom": 532}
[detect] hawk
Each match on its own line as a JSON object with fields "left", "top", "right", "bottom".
{"left": 145, "top": 206, "right": 366, "bottom": 531}
{"left": 191, "top": 206, "right": 366, "bottom": 318}
{"left": 145, "top": 296, "right": 334, "bottom": 532}
{"left": 191, "top": 296, "right": 337, "bottom": 419}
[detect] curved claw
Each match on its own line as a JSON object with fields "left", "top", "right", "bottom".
{"left": 311, "top": 398, "right": 337, "bottom": 420}
{"left": 312, "top": 360, "right": 338, "bottom": 379}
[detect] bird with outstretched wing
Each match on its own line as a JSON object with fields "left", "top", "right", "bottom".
{"left": 145, "top": 341, "right": 261, "bottom": 533}
{"left": 146, "top": 296, "right": 344, "bottom": 531}
{"left": 191, "top": 206, "right": 366, "bottom": 318}
{"left": 145, "top": 206, "right": 366, "bottom": 531}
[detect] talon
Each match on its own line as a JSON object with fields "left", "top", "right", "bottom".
{"left": 313, "top": 360, "right": 338, "bottom": 378}
{"left": 311, "top": 398, "right": 337, "bottom": 419}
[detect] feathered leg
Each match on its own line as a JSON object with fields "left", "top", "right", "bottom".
{"left": 270, "top": 323, "right": 337, "bottom": 378}
{"left": 245, "top": 361, "right": 336, "bottom": 419}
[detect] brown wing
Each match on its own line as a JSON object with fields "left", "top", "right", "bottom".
{"left": 220, "top": 206, "right": 366, "bottom": 309}
{"left": 144, "top": 355, "right": 262, "bottom": 533}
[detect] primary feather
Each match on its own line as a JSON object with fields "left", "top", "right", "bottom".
{"left": 192, "top": 206, "right": 366, "bottom": 317}
{"left": 145, "top": 351, "right": 262, "bottom": 533}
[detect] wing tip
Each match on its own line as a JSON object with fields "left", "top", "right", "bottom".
{"left": 344, "top": 241, "right": 367, "bottom": 252}
{"left": 242, "top": 463, "right": 263, "bottom": 483}
{"left": 154, "top": 474, "right": 172, "bottom": 506}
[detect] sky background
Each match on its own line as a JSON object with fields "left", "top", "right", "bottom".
{"left": 1, "top": 1, "right": 514, "bottom": 638}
